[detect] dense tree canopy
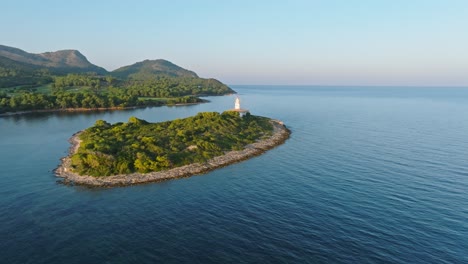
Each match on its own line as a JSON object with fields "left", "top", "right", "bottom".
{"left": 71, "top": 112, "right": 273, "bottom": 176}
{"left": 0, "top": 73, "right": 233, "bottom": 114}
{"left": 0, "top": 62, "right": 52, "bottom": 88}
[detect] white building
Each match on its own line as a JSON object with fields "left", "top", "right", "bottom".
{"left": 230, "top": 96, "right": 249, "bottom": 117}
{"left": 235, "top": 97, "right": 241, "bottom": 110}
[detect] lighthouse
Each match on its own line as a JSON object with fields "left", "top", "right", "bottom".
{"left": 230, "top": 96, "right": 249, "bottom": 117}
{"left": 235, "top": 97, "right": 241, "bottom": 110}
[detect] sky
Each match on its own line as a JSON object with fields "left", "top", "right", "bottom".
{"left": 2, "top": 0, "right": 468, "bottom": 86}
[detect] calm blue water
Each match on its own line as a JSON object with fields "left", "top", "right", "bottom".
{"left": 1, "top": 86, "right": 468, "bottom": 263}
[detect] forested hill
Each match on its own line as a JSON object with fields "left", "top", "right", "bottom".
{"left": 0, "top": 56, "right": 51, "bottom": 88}
{"left": 0, "top": 44, "right": 230, "bottom": 90}
{"left": 111, "top": 59, "right": 198, "bottom": 80}
{"left": 0, "top": 45, "right": 234, "bottom": 114}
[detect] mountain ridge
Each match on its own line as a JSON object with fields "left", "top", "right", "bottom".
{"left": 0, "top": 45, "right": 107, "bottom": 75}
{"left": 0, "top": 44, "right": 230, "bottom": 91}
{"left": 0, "top": 44, "right": 217, "bottom": 82}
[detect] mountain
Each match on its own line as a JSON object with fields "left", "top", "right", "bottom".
{"left": 0, "top": 45, "right": 231, "bottom": 94}
{"left": 0, "top": 55, "right": 41, "bottom": 72}
{"left": 0, "top": 44, "right": 107, "bottom": 75}
{"left": 111, "top": 59, "right": 198, "bottom": 80}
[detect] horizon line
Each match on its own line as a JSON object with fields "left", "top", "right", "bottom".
{"left": 228, "top": 84, "right": 468, "bottom": 88}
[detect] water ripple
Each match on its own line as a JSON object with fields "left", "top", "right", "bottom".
{"left": 2, "top": 86, "right": 468, "bottom": 263}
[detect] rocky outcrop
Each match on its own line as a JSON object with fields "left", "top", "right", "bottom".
{"left": 55, "top": 120, "right": 290, "bottom": 187}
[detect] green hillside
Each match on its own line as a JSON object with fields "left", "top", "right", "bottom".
{"left": 0, "top": 56, "right": 52, "bottom": 87}
{"left": 111, "top": 59, "right": 198, "bottom": 80}
{"left": 0, "top": 45, "right": 234, "bottom": 114}
{"left": 0, "top": 45, "right": 107, "bottom": 75}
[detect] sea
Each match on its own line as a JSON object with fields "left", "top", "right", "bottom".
{"left": 1, "top": 86, "right": 467, "bottom": 263}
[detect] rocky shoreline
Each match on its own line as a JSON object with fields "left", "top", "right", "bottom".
{"left": 55, "top": 120, "right": 290, "bottom": 187}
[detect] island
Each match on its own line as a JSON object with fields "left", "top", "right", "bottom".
{"left": 55, "top": 111, "right": 290, "bottom": 186}
{"left": 0, "top": 44, "right": 234, "bottom": 116}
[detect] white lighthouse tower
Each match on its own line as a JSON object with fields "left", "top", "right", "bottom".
{"left": 230, "top": 96, "right": 249, "bottom": 117}
{"left": 235, "top": 97, "right": 241, "bottom": 110}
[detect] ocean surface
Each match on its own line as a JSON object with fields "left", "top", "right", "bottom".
{"left": 1, "top": 86, "right": 467, "bottom": 263}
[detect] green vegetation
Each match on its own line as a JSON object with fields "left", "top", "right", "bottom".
{"left": 0, "top": 44, "right": 107, "bottom": 87}
{"left": 0, "top": 45, "right": 234, "bottom": 114}
{"left": 111, "top": 59, "right": 198, "bottom": 79}
{"left": 0, "top": 73, "right": 229, "bottom": 113}
{"left": 70, "top": 112, "right": 273, "bottom": 177}
{"left": 0, "top": 56, "right": 53, "bottom": 87}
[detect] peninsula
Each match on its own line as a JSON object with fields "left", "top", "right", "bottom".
{"left": 0, "top": 44, "right": 234, "bottom": 116}
{"left": 55, "top": 111, "right": 290, "bottom": 186}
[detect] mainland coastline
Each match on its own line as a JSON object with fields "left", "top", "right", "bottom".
{"left": 0, "top": 100, "right": 209, "bottom": 117}
{"left": 55, "top": 120, "right": 290, "bottom": 187}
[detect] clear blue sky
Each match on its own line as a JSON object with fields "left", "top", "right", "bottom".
{"left": 2, "top": 0, "right": 468, "bottom": 86}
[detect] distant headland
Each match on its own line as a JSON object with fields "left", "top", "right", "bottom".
{"left": 0, "top": 44, "right": 234, "bottom": 116}
{"left": 55, "top": 110, "right": 290, "bottom": 187}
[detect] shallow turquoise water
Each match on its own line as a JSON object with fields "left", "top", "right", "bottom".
{"left": 1, "top": 86, "right": 467, "bottom": 263}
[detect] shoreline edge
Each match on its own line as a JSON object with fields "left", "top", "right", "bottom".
{"left": 0, "top": 100, "right": 209, "bottom": 118}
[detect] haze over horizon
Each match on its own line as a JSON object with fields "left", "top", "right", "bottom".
{"left": 3, "top": 0, "right": 468, "bottom": 86}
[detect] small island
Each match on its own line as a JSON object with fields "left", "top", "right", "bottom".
{"left": 55, "top": 111, "right": 290, "bottom": 187}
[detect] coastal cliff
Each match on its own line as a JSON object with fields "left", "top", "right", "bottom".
{"left": 55, "top": 120, "right": 290, "bottom": 187}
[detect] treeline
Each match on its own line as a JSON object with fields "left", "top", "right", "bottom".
{"left": 0, "top": 66, "right": 52, "bottom": 88}
{"left": 122, "top": 76, "right": 232, "bottom": 97}
{"left": 53, "top": 74, "right": 117, "bottom": 89}
{"left": 52, "top": 74, "right": 232, "bottom": 96}
{"left": 0, "top": 90, "right": 202, "bottom": 113}
{"left": 71, "top": 112, "right": 273, "bottom": 176}
{"left": 1, "top": 73, "right": 232, "bottom": 114}
{"left": 0, "top": 91, "right": 137, "bottom": 112}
